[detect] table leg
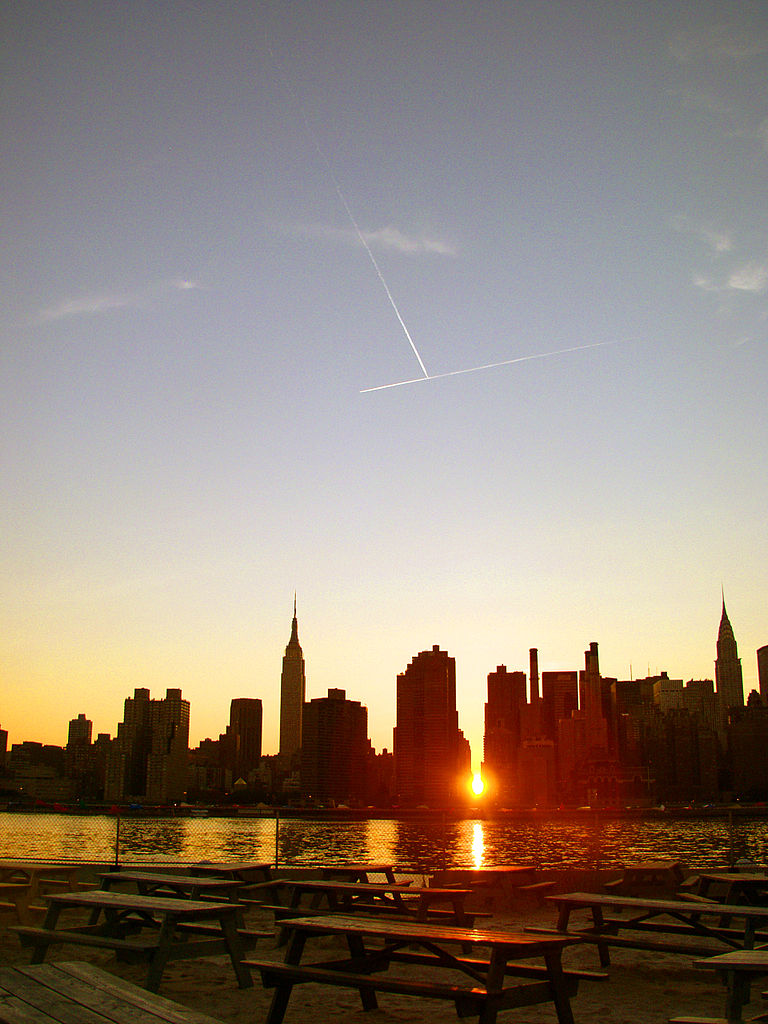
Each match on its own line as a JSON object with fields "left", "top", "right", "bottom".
{"left": 219, "top": 913, "right": 253, "bottom": 989}
{"left": 265, "top": 929, "right": 307, "bottom": 1024}
{"left": 29, "top": 902, "right": 62, "bottom": 963}
{"left": 346, "top": 933, "right": 378, "bottom": 1011}
{"left": 544, "top": 950, "right": 576, "bottom": 1024}
{"left": 477, "top": 948, "right": 507, "bottom": 1024}
{"left": 145, "top": 914, "right": 176, "bottom": 993}
{"left": 592, "top": 906, "right": 611, "bottom": 967}
{"left": 724, "top": 969, "right": 751, "bottom": 1022}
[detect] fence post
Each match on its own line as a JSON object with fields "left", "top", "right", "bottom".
{"left": 114, "top": 815, "right": 120, "bottom": 870}
{"left": 275, "top": 808, "right": 280, "bottom": 870}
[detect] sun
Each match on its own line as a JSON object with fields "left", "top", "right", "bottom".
{"left": 471, "top": 772, "right": 485, "bottom": 796}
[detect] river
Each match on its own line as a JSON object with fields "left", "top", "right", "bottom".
{"left": 3, "top": 811, "right": 768, "bottom": 871}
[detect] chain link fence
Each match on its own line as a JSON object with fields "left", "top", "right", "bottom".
{"left": 2, "top": 809, "right": 767, "bottom": 872}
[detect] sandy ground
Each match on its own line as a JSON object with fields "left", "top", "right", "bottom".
{"left": 0, "top": 891, "right": 739, "bottom": 1024}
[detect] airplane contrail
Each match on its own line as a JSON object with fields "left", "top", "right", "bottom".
{"left": 268, "top": 44, "right": 429, "bottom": 380}
{"left": 360, "top": 340, "right": 616, "bottom": 392}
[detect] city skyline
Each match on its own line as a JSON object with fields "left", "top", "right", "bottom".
{"left": 1, "top": 594, "right": 762, "bottom": 764}
{"left": 3, "top": 3, "right": 767, "bottom": 762}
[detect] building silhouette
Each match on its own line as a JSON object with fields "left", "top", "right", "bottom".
{"left": 757, "top": 645, "right": 768, "bottom": 704}
{"left": 482, "top": 664, "right": 526, "bottom": 803}
{"left": 715, "top": 596, "right": 744, "bottom": 718}
{"left": 301, "top": 688, "right": 371, "bottom": 805}
{"left": 221, "top": 698, "right": 263, "bottom": 784}
{"left": 105, "top": 687, "right": 189, "bottom": 803}
{"left": 279, "top": 597, "right": 305, "bottom": 763}
{"left": 540, "top": 670, "right": 578, "bottom": 741}
{"left": 394, "top": 645, "right": 470, "bottom": 807}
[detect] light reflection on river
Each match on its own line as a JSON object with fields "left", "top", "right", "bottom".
{"left": 2, "top": 812, "right": 767, "bottom": 870}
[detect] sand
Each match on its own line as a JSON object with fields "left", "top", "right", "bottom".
{"left": 0, "top": 895, "right": 735, "bottom": 1023}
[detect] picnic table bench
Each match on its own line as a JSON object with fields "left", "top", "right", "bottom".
{"left": 535, "top": 892, "right": 768, "bottom": 967}
{"left": 247, "top": 912, "right": 606, "bottom": 1024}
{"left": 9, "top": 889, "right": 258, "bottom": 992}
{"left": 0, "top": 960, "right": 225, "bottom": 1023}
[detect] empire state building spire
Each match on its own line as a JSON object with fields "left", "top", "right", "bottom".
{"left": 279, "top": 594, "right": 306, "bottom": 761}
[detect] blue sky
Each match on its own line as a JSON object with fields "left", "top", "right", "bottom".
{"left": 2, "top": 1, "right": 767, "bottom": 763}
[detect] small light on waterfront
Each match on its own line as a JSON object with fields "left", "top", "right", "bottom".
{"left": 471, "top": 772, "right": 485, "bottom": 796}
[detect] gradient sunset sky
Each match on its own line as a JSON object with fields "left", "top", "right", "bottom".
{"left": 3, "top": 1, "right": 767, "bottom": 764}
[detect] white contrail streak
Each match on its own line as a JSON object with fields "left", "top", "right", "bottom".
{"left": 329, "top": 184, "right": 429, "bottom": 379}
{"left": 268, "top": 45, "right": 429, "bottom": 380}
{"left": 360, "top": 340, "right": 616, "bottom": 393}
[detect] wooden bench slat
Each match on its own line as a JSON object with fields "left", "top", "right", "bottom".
{"left": 0, "top": 995, "right": 60, "bottom": 1024}
{"left": 385, "top": 949, "right": 608, "bottom": 982}
{"left": 0, "top": 969, "right": 112, "bottom": 1024}
{"left": 247, "top": 959, "right": 570, "bottom": 1016}
{"left": 11, "top": 925, "right": 159, "bottom": 956}
{"left": 247, "top": 958, "right": 489, "bottom": 1004}
{"left": 4, "top": 962, "right": 227, "bottom": 1024}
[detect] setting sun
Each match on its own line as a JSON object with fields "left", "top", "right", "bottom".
{"left": 471, "top": 772, "right": 485, "bottom": 796}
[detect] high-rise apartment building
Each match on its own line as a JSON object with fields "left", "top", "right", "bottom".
{"left": 715, "top": 597, "right": 744, "bottom": 714}
{"left": 540, "top": 670, "right": 578, "bottom": 740}
{"left": 757, "top": 645, "right": 768, "bottom": 704}
{"left": 279, "top": 597, "right": 305, "bottom": 762}
{"left": 67, "top": 713, "right": 92, "bottom": 746}
{"left": 223, "top": 698, "right": 262, "bottom": 782}
{"left": 105, "top": 687, "right": 189, "bottom": 803}
{"left": 394, "top": 645, "right": 470, "bottom": 807}
{"left": 301, "top": 688, "right": 370, "bottom": 805}
{"left": 482, "top": 665, "right": 526, "bottom": 802}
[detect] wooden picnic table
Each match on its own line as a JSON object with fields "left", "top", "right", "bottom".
{"left": 431, "top": 864, "right": 538, "bottom": 887}
{"left": 98, "top": 869, "right": 245, "bottom": 900}
{"left": 0, "top": 960, "right": 225, "bottom": 1023}
{"left": 247, "top": 912, "right": 604, "bottom": 1024}
{"left": 0, "top": 861, "right": 88, "bottom": 889}
{"left": 541, "top": 891, "right": 768, "bottom": 967}
{"left": 189, "top": 861, "right": 274, "bottom": 884}
{"left": 669, "top": 949, "right": 768, "bottom": 1024}
{"left": 319, "top": 862, "right": 401, "bottom": 883}
{"left": 9, "top": 889, "right": 256, "bottom": 992}
{"left": 604, "top": 859, "right": 686, "bottom": 895}
{"left": 693, "top": 872, "right": 768, "bottom": 907}
{"left": 0, "top": 861, "right": 95, "bottom": 925}
{"left": 269, "top": 878, "right": 475, "bottom": 924}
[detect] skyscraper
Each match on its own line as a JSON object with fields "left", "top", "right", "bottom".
{"left": 482, "top": 665, "right": 526, "bottom": 801}
{"left": 715, "top": 596, "right": 744, "bottom": 713}
{"left": 105, "top": 687, "right": 189, "bottom": 802}
{"left": 301, "top": 688, "right": 370, "bottom": 805}
{"left": 757, "top": 645, "right": 768, "bottom": 704}
{"left": 223, "top": 698, "right": 263, "bottom": 781}
{"left": 279, "top": 596, "right": 306, "bottom": 761}
{"left": 394, "top": 645, "right": 470, "bottom": 806}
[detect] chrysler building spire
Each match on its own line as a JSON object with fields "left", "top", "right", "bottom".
{"left": 715, "top": 592, "right": 744, "bottom": 715}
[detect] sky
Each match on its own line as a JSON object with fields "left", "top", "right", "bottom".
{"left": 2, "top": 1, "right": 767, "bottom": 765}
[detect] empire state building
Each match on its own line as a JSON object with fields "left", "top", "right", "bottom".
{"left": 279, "top": 597, "right": 306, "bottom": 760}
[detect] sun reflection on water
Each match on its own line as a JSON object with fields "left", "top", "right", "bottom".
{"left": 472, "top": 821, "right": 484, "bottom": 867}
